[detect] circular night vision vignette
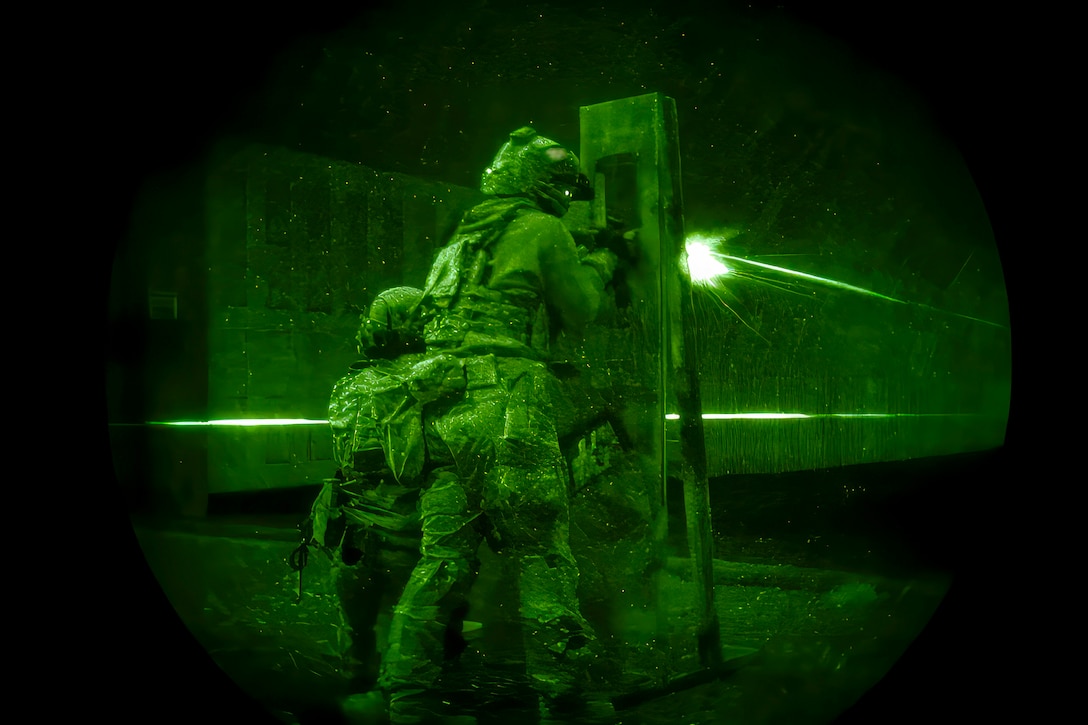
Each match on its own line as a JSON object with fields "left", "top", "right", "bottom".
{"left": 112, "top": 6, "right": 1009, "bottom": 725}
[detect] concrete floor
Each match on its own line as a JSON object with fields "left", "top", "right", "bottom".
{"left": 98, "top": 453, "right": 999, "bottom": 723}
{"left": 126, "top": 512, "right": 948, "bottom": 725}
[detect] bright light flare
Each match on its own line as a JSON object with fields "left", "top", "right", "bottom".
{"left": 682, "top": 235, "right": 731, "bottom": 286}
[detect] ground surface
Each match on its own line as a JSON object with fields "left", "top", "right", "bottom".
{"left": 119, "top": 454, "right": 979, "bottom": 723}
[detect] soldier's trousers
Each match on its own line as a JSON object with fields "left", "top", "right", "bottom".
{"left": 378, "top": 355, "right": 597, "bottom": 707}
{"left": 330, "top": 527, "right": 419, "bottom": 690}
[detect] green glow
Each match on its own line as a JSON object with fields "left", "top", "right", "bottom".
{"left": 721, "top": 254, "right": 1005, "bottom": 328}
{"left": 688, "top": 413, "right": 809, "bottom": 420}
{"left": 145, "top": 419, "right": 330, "bottom": 427}
{"left": 720, "top": 254, "right": 902, "bottom": 302}
{"left": 138, "top": 414, "right": 977, "bottom": 427}
{"left": 683, "top": 234, "right": 1006, "bottom": 329}
{"left": 666, "top": 413, "right": 975, "bottom": 420}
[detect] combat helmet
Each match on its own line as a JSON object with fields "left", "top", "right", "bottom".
{"left": 355, "top": 286, "right": 425, "bottom": 361}
{"left": 480, "top": 127, "right": 592, "bottom": 215}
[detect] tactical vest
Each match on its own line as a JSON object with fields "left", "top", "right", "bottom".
{"left": 418, "top": 197, "right": 551, "bottom": 359}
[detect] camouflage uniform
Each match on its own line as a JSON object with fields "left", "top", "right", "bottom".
{"left": 310, "top": 340, "right": 466, "bottom": 690}
{"left": 307, "top": 285, "right": 463, "bottom": 689}
{"left": 377, "top": 130, "right": 617, "bottom": 723}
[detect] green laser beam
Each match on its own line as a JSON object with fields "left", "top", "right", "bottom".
{"left": 720, "top": 255, "right": 902, "bottom": 303}
{"left": 683, "top": 236, "right": 1005, "bottom": 329}
{"left": 719, "top": 254, "right": 1005, "bottom": 329}
{"left": 665, "top": 413, "right": 977, "bottom": 420}
{"left": 119, "top": 413, "right": 979, "bottom": 428}
{"left": 144, "top": 419, "right": 330, "bottom": 427}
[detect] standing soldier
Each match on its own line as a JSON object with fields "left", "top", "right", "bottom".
{"left": 312, "top": 127, "right": 619, "bottom": 724}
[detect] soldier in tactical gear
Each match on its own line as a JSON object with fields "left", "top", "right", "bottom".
{"left": 315, "top": 127, "right": 619, "bottom": 724}
{"left": 306, "top": 286, "right": 449, "bottom": 694}
{"left": 375, "top": 127, "right": 618, "bottom": 724}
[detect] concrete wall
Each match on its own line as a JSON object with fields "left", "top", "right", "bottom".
{"left": 203, "top": 143, "right": 485, "bottom": 494}
{"left": 111, "top": 142, "right": 1009, "bottom": 510}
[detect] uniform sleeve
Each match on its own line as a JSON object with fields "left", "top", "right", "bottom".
{"left": 490, "top": 210, "right": 610, "bottom": 334}
{"left": 533, "top": 215, "right": 609, "bottom": 333}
